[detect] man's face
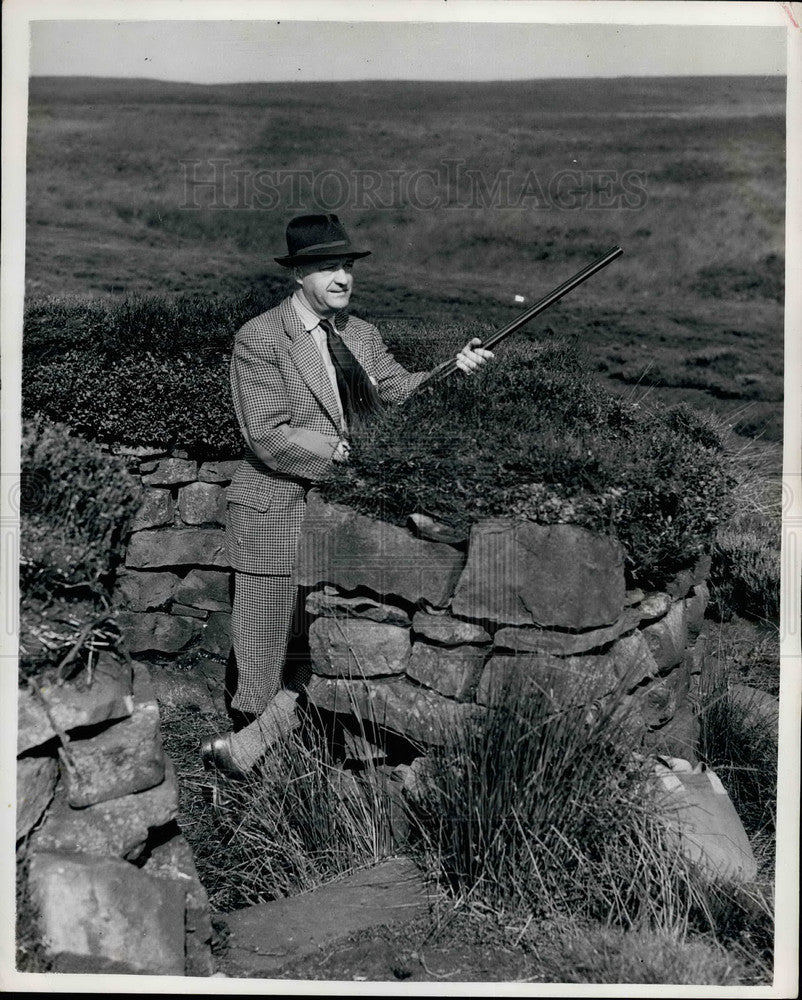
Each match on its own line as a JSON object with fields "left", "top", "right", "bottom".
{"left": 295, "top": 258, "right": 355, "bottom": 317}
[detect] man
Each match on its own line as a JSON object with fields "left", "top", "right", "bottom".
{"left": 202, "top": 214, "right": 493, "bottom": 779}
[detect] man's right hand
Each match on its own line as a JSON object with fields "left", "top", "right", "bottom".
{"left": 332, "top": 439, "right": 351, "bottom": 463}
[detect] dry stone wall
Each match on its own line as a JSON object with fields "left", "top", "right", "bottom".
{"left": 17, "top": 653, "right": 213, "bottom": 975}
{"left": 296, "top": 492, "right": 712, "bottom": 761}
{"left": 111, "top": 447, "right": 238, "bottom": 661}
{"left": 113, "top": 451, "right": 713, "bottom": 763}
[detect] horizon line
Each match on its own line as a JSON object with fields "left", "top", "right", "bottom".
{"left": 28, "top": 71, "right": 787, "bottom": 85}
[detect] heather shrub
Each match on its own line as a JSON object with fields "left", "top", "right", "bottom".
{"left": 325, "top": 341, "right": 736, "bottom": 588}
{"left": 23, "top": 350, "right": 241, "bottom": 457}
{"left": 23, "top": 286, "right": 286, "bottom": 362}
{"left": 20, "top": 415, "right": 139, "bottom": 599}
{"left": 709, "top": 519, "right": 780, "bottom": 624}
{"left": 21, "top": 292, "right": 291, "bottom": 457}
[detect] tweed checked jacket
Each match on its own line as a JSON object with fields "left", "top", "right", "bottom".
{"left": 227, "top": 295, "right": 428, "bottom": 574}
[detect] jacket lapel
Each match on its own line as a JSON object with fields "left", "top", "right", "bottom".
{"left": 281, "top": 298, "right": 343, "bottom": 428}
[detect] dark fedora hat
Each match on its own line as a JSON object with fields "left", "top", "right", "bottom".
{"left": 274, "top": 213, "right": 371, "bottom": 267}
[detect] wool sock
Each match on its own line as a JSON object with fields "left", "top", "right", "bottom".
{"left": 228, "top": 689, "right": 300, "bottom": 772}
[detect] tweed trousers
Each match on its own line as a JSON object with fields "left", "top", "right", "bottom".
{"left": 229, "top": 572, "right": 297, "bottom": 715}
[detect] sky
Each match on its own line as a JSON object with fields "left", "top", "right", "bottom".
{"left": 25, "top": 11, "right": 788, "bottom": 84}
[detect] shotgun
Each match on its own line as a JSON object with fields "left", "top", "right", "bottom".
{"left": 413, "top": 245, "right": 624, "bottom": 392}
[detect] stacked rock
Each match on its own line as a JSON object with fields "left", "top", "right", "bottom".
{"left": 296, "top": 492, "right": 711, "bottom": 760}
{"left": 16, "top": 655, "right": 212, "bottom": 976}
{"left": 110, "top": 449, "right": 238, "bottom": 661}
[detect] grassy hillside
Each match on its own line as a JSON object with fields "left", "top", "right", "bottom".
{"left": 24, "top": 75, "right": 784, "bottom": 443}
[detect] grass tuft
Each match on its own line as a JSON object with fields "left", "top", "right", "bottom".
{"left": 160, "top": 703, "right": 400, "bottom": 912}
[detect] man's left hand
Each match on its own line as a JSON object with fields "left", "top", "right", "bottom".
{"left": 455, "top": 338, "right": 495, "bottom": 375}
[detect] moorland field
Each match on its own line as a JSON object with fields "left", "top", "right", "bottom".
{"left": 24, "top": 74, "right": 785, "bottom": 447}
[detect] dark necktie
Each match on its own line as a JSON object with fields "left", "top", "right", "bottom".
{"left": 320, "top": 319, "right": 384, "bottom": 430}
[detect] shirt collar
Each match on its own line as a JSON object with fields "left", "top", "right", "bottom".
{"left": 291, "top": 291, "right": 329, "bottom": 333}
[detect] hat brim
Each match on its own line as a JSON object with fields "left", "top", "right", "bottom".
{"left": 275, "top": 249, "right": 371, "bottom": 268}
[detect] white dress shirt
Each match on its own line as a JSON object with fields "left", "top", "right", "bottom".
{"left": 291, "top": 292, "right": 347, "bottom": 433}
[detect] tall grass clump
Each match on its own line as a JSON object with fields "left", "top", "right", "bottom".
{"left": 406, "top": 675, "right": 773, "bottom": 975}
{"left": 707, "top": 435, "right": 780, "bottom": 624}
{"left": 170, "top": 716, "right": 400, "bottom": 912}
{"left": 407, "top": 676, "right": 698, "bottom": 928}
{"left": 326, "top": 340, "right": 736, "bottom": 589}
{"left": 698, "top": 659, "right": 778, "bottom": 867}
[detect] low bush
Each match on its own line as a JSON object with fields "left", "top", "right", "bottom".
{"left": 19, "top": 416, "right": 140, "bottom": 682}
{"left": 709, "top": 520, "right": 780, "bottom": 624}
{"left": 20, "top": 415, "right": 140, "bottom": 600}
{"left": 23, "top": 351, "right": 241, "bottom": 457}
{"left": 22, "top": 291, "right": 281, "bottom": 457}
{"left": 325, "top": 341, "right": 736, "bottom": 588}
{"left": 23, "top": 286, "right": 286, "bottom": 362}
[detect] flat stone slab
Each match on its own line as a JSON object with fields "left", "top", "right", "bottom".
{"left": 309, "top": 618, "right": 411, "bottom": 678}
{"left": 636, "top": 591, "right": 672, "bottom": 622}
{"left": 306, "top": 675, "right": 480, "bottom": 746}
{"left": 296, "top": 493, "right": 465, "bottom": 608}
{"left": 199, "top": 611, "right": 232, "bottom": 657}
{"left": 130, "top": 487, "right": 174, "bottom": 531}
{"left": 198, "top": 459, "right": 241, "bottom": 483}
{"left": 494, "top": 607, "right": 641, "bottom": 657}
{"left": 411, "top": 611, "right": 491, "bottom": 646}
{"left": 144, "top": 833, "right": 214, "bottom": 977}
{"left": 16, "top": 756, "right": 58, "bottom": 842}
{"left": 117, "top": 610, "right": 200, "bottom": 654}
{"left": 18, "top": 653, "right": 134, "bottom": 754}
{"left": 178, "top": 481, "right": 227, "bottom": 526}
{"left": 59, "top": 663, "right": 165, "bottom": 807}
{"left": 116, "top": 569, "right": 182, "bottom": 611}
{"left": 640, "top": 599, "right": 687, "bottom": 672}
{"left": 478, "top": 631, "right": 657, "bottom": 708}
{"left": 684, "top": 582, "right": 710, "bottom": 628}
{"left": 126, "top": 527, "right": 229, "bottom": 569}
{"left": 307, "top": 589, "right": 411, "bottom": 626}
{"left": 28, "top": 851, "right": 186, "bottom": 975}
{"left": 148, "top": 663, "right": 218, "bottom": 713}
{"left": 406, "top": 641, "right": 486, "bottom": 701}
{"left": 451, "top": 520, "right": 626, "bottom": 628}
{"left": 141, "top": 457, "right": 198, "bottom": 486}
{"left": 223, "top": 858, "right": 430, "bottom": 977}
{"left": 31, "top": 758, "right": 179, "bottom": 861}
{"left": 173, "top": 567, "right": 232, "bottom": 611}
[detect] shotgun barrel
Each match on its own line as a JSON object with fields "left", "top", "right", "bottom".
{"left": 415, "top": 245, "right": 624, "bottom": 391}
